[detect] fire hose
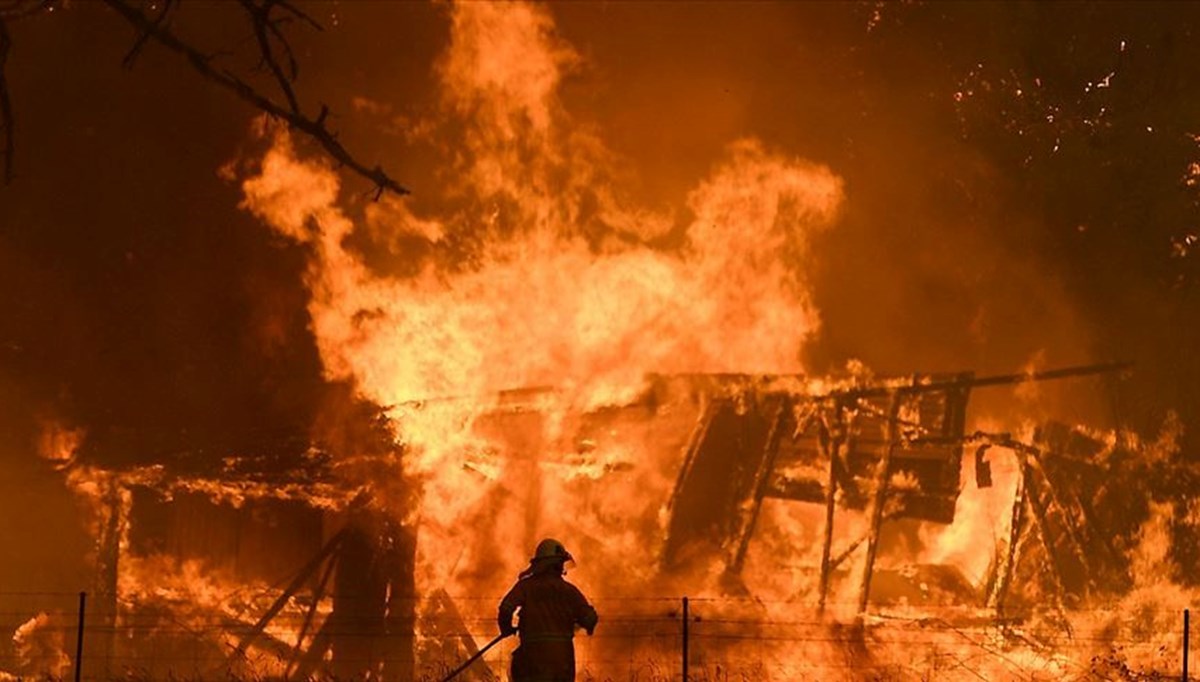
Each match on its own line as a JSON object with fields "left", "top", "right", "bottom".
{"left": 439, "top": 631, "right": 512, "bottom": 682}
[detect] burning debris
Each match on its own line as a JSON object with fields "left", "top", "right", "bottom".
{"left": 660, "top": 362, "right": 1130, "bottom": 617}
{"left": 51, "top": 427, "right": 418, "bottom": 681}
{"left": 20, "top": 360, "right": 1195, "bottom": 681}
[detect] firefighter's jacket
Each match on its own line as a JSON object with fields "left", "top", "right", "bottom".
{"left": 498, "top": 571, "right": 598, "bottom": 682}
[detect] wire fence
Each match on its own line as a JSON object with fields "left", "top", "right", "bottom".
{"left": 0, "top": 591, "right": 1192, "bottom": 681}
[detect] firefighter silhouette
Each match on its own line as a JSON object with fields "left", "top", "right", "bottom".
{"left": 498, "top": 538, "right": 599, "bottom": 682}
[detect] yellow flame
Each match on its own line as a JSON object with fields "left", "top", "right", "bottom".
{"left": 239, "top": 1, "right": 843, "bottom": 620}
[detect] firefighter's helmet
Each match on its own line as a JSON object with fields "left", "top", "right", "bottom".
{"left": 532, "top": 538, "right": 573, "bottom": 563}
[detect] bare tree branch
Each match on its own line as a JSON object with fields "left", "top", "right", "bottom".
{"left": 0, "top": 0, "right": 55, "bottom": 22}
{"left": 238, "top": 0, "right": 300, "bottom": 114}
{"left": 261, "top": 0, "right": 325, "bottom": 79}
{"left": 0, "top": 0, "right": 55, "bottom": 185}
{"left": 121, "top": 0, "right": 175, "bottom": 69}
{"left": 0, "top": 16, "right": 13, "bottom": 184}
{"left": 102, "top": 0, "right": 409, "bottom": 197}
{"left": 264, "top": 16, "right": 300, "bottom": 80}
{"left": 271, "top": 0, "right": 320, "bottom": 32}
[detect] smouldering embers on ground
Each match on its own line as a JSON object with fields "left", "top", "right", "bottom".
{"left": 11, "top": 2, "right": 1200, "bottom": 680}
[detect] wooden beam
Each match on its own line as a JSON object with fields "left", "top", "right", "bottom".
{"left": 987, "top": 465, "right": 1027, "bottom": 616}
{"left": 231, "top": 527, "right": 348, "bottom": 660}
{"left": 727, "top": 399, "right": 790, "bottom": 576}
{"left": 816, "top": 420, "right": 841, "bottom": 615}
{"left": 284, "top": 547, "right": 338, "bottom": 679}
{"left": 856, "top": 392, "right": 901, "bottom": 618}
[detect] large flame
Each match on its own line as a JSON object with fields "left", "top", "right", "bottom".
{"left": 6, "top": 5, "right": 1194, "bottom": 681}
{"left": 241, "top": 1, "right": 841, "bottom": 409}
{"left": 224, "top": 2, "right": 1200, "bottom": 680}
{"left": 239, "top": 0, "right": 842, "bottom": 619}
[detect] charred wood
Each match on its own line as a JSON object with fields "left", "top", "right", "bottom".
{"left": 231, "top": 527, "right": 347, "bottom": 661}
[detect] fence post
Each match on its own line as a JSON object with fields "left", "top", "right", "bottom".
{"left": 74, "top": 591, "right": 86, "bottom": 682}
{"left": 682, "top": 596, "right": 689, "bottom": 682}
{"left": 1185, "top": 608, "right": 1190, "bottom": 682}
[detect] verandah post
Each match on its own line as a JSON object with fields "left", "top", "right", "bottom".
{"left": 74, "top": 591, "right": 86, "bottom": 682}
{"left": 682, "top": 596, "right": 689, "bottom": 682}
{"left": 1184, "top": 608, "right": 1190, "bottom": 682}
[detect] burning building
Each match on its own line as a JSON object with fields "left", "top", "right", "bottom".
{"left": 6, "top": 1, "right": 1200, "bottom": 681}
{"left": 30, "top": 359, "right": 1176, "bottom": 681}
{"left": 51, "top": 408, "right": 418, "bottom": 680}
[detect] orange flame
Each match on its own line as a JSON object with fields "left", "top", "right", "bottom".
{"left": 239, "top": 1, "right": 843, "bottom": 621}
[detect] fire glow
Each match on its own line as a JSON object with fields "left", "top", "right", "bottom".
{"left": 244, "top": 0, "right": 843, "bottom": 607}
{"left": 11, "top": 3, "right": 1200, "bottom": 681}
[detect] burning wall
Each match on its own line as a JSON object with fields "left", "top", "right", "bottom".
{"left": 51, "top": 444, "right": 419, "bottom": 681}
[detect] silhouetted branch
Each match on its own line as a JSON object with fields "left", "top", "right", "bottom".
{"left": 0, "top": 16, "right": 13, "bottom": 184}
{"left": 262, "top": 0, "right": 323, "bottom": 75}
{"left": 102, "top": 0, "right": 408, "bottom": 197}
{"left": 237, "top": 0, "right": 300, "bottom": 114}
{"left": 263, "top": 16, "right": 300, "bottom": 80}
{"left": 0, "top": 0, "right": 57, "bottom": 185}
{"left": 0, "top": 0, "right": 54, "bottom": 21}
{"left": 121, "top": 0, "right": 175, "bottom": 69}
{"left": 271, "top": 0, "right": 320, "bottom": 32}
